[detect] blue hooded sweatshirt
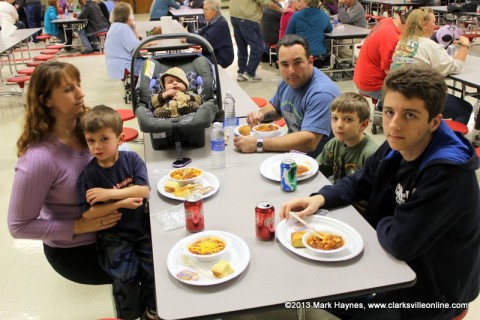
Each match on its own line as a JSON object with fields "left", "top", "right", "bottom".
{"left": 316, "top": 121, "right": 480, "bottom": 319}
{"left": 285, "top": 7, "right": 333, "bottom": 57}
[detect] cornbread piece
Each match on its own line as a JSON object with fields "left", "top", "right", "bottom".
{"left": 176, "top": 269, "right": 199, "bottom": 281}
{"left": 211, "top": 260, "right": 234, "bottom": 278}
{"left": 164, "top": 180, "right": 181, "bottom": 193}
{"left": 291, "top": 231, "right": 307, "bottom": 248}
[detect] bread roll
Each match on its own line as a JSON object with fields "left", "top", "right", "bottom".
{"left": 211, "top": 260, "right": 234, "bottom": 278}
{"left": 291, "top": 231, "right": 307, "bottom": 248}
{"left": 238, "top": 125, "right": 251, "bottom": 136}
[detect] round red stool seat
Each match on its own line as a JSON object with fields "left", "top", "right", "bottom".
{"left": 26, "top": 60, "right": 45, "bottom": 67}
{"left": 7, "top": 75, "right": 31, "bottom": 89}
{"left": 275, "top": 118, "right": 286, "bottom": 127}
{"left": 464, "top": 33, "right": 480, "bottom": 43}
{"left": 40, "top": 49, "right": 60, "bottom": 55}
{"left": 252, "top": 97, "right": 267, "bottom": 108}
{"left": 123, "top": 127, "right": 139, "bottom": 142}
{"left": 36, "top": 34, "right": 51, "bottom": 41}
{"left": 117, "top": 109, "right": 135, "bottom": 122}
{"left": 34, "top": 54, "right": 55, "bottom": 61}
{"left": 17, "top": 68, "right": 35, "bottom": 75}
{"left": 46, "top": 44, "right": 65, "bottom": 50}
{"left": 444, "top": 120, "right": 468, "bottom": 135}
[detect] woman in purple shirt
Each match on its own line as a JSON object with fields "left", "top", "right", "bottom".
{"left": 8, "top": 62, "right": 121, "bottom": 284}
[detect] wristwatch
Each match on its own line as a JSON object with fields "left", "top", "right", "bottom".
{"left": 256, "top": 138, "right": 264, "bottom": 153}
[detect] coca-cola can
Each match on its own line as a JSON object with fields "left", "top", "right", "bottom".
{"left": 255, "top": 201, "right": 275, "bottom": 240}
{"left": 184, "top": 193, "right": 204, "bottom": 233}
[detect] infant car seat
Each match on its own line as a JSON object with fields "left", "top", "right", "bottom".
{"left": 131, "top": 33, "right": 223, "bottom": 150}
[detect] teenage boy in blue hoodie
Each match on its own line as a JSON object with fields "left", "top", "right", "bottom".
{"left": 280, "top": 63, "right": 480, "bottom": 320}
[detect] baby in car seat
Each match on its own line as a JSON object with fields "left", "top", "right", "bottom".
{"left": 151, "top": 67, "right": 202, "bottom": 118}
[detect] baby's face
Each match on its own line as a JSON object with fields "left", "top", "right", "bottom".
{"left": 163, "top": 75, "right": 186, "bottom": 92}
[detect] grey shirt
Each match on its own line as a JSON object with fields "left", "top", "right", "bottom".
{"left": 338, "top": 0, "right": 367, "bottom": 28}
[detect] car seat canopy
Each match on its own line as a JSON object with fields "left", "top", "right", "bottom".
{"left": 135, "top": 53, "right": 219, "bottom": 134}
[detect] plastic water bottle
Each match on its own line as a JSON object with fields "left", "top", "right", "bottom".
{"left": 64, "top": 9, "right": 69, "bottom": 19}
{"left": 211, "top": 122, "right": 225, "bottom": 169}
{"left": 223, "top": 91, "right": 237, "bottom": 141}
{"left": 447, "top": 44, "right": 455, "bottom": 56}
{"left": 333, "top": 16, "right": 339, "bottom": 27}
{"left": 184, "top": 0, "right": 189, "bottom": 8}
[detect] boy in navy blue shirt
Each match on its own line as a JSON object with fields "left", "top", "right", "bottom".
{"left": 77, "top": 105, "right": 156, "bottom": 320}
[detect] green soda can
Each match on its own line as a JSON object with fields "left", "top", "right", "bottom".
{"left": 280, "top": 158, "right": 297, "bottom": 192}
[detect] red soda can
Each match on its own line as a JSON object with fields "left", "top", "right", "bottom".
{"left": 184, "top": 193, "right": 204, "bottom": 233}
{"left": 255, "top": 201, "right": 275, "bottom": 240}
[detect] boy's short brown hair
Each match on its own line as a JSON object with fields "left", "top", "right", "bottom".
{"left": 383, "top": 64, "right": 446, "bottom": 121}
{"left": 330, "top": 92, "right": 370, "bottom": 122}
{"left": 80, "top": 105, "right": 123, "bottom": 136}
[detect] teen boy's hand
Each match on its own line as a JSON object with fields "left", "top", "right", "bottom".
{"left": 279, "top": 195, "right": 325, "bottom": 220}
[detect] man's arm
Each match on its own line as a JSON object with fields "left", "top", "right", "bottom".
{"left": 76, "top": 3, "right": 89, "bottom": 20}
{"left": 246, "top": 103, "right": 282, "bottom": 125}
{"left": 262, "top": 130, "right": 322, "bottom": 153}
{"left": 338, "top": 0, "right": 364, "bottom": 25}
{"left": 267, "top": 1, "right": 286, "bottom": 13}
{"left": 9, "top": 4, "right": 20, "bottom": 21}
{"left": 233, "top": 129, "right": 322, "bottom": 153}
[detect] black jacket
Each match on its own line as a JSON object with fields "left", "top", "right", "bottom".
{"left": 188, "top": 15, "right": 234, "bottom": 69}
{"left": 77, "top": 0, "right": 109, "bottom": 35}
{"left": 97, "top": 1, "right": 110, "bottom": 25}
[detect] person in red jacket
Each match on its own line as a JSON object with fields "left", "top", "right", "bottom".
{"left": 353, "top": 10, "right": 411, "bottom": 101}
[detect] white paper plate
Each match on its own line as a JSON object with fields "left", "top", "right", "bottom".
{"left": 157, "top": 171, "right": 220, "bottom": 201}
{"left": 259, "top": 153, "right": 319, "bottom": 181}
{"left": 234, "top": 124, "right": 286, "bottom": 137}
{"left": 167, "top": 231, "right": 250, "bottom": 286}
{"left": 276, "top": 215, "right": 364, "bottom": 262}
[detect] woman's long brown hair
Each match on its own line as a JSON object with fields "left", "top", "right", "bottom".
{"left": 16, "top": 62, "right": 88, "bottom": 157}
